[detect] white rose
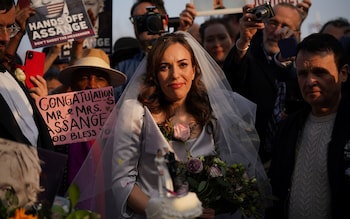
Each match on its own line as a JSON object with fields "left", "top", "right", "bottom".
{"left": 15, "top": 68, "right": 26, "bottom": 85}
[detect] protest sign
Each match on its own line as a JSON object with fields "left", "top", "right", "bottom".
{"left": 85, "top": 0, "right": 113, "bottom": 54}
{"left": 60, "top": 0, "right": 113, "bottom": 60}
{"left": 25, "top": 0, "right": 95, "bottom": 49}
{"left": 191, "top": 0, "right": 247, "bottom": 16}
{"left": 250, "top": 0, "right": 303, "bottom": 7}
{"left": 36, "top": 87, "right": 115, "bottom": 145}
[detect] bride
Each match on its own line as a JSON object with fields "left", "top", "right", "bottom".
{"left": 72, "top": 31, "right": 268, "bottom": 219}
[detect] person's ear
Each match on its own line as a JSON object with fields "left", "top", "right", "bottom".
{"left": 192, "top": 66, "right": 196, "bottom": 80}
{"left": 294, "top": 30, "right": 302, "bottom": 43}
{"left": 340, "top": 64, "right": 349, "bottom": 83}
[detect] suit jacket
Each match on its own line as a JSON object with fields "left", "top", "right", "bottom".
{"left": 0, "top": 68, "right": 57, "bottom": 215}
{"left": 164, "top": 151, "right": 176, "bottom": 178}
{"left": 0, "top": 71, "right": 53, "bottom": 150}
{"left": 223, "top": 34, "right": 305, "bottom": 162}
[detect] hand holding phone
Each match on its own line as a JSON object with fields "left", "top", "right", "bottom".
{"left": 24, "top": 50, "right": 46, "bottom": 89}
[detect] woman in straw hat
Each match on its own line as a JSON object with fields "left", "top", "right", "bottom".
{"left": 53, "top": 48, "right": 127, "bottom": 195}
{"left": 57, "top": 48, "right": 126, "bottom": 92}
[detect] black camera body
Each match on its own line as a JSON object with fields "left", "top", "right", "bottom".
{"left": 133, "top": 6, "right": 180, "bottom": 35}
{"left": 247, "top": 2, "right": 275, "bottom": 21}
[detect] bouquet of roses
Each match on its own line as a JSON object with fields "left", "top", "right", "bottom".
{"left": 175, "top": 154, "right": 267, "bottom": 219}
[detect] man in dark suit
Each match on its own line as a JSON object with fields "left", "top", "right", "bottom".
{"left": 0, "top": 0, "right": 57, "bottom": 214}
{"left": 0, "top": 0, "right": 53, "bottom": 150}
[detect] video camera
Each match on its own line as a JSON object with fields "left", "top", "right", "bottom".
{"left": 247, "top": 2, "right": 275, "bottom": 21}
{"left": 132, "top": 6, "right": 180, "bottom": 35}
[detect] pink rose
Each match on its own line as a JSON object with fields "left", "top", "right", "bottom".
{"left": 186, "top": 158, "right": 203, "bottom": 174}
{"left": 173, "top": 122, "right": 191, "bottom": 141}
{"left": 209, "top": 166, "right": 223, "bottom": 178}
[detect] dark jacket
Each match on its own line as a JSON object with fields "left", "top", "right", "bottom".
{"left": 0, "top": 67, "right": 56, "bottom": 214}
{"left": 223, "top": 34, "right": 305, "bottom": 162}
{"left": 267, "top": 96, "right": 350, "bottom": 219}
{"left": 0, "top": 70, "right": 53, "bottom": 150}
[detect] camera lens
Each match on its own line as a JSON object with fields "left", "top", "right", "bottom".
{"left": 147, "top": 14, "right": 163, "bottom": 34}
{"left": 256, "top": 8, "right": 269, "bottom": 20}
{"left": 28, "top": 52, "right": 33, "bottom": 60}
{"left": 248, "top": 3, "right": 275, "bottom": 21}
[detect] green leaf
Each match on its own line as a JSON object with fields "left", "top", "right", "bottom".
{"left": 68, "top": 183, "right": 80, "bottom": 209}
{"left": 187, "top": 176, "right": 199, "bottom": 188}
{"left": 66, "top": 210, "right": 91, "bottom": 219}
{"left": 198, "top": 181, "right": 208, "bottom": 193}
{"left": 51, "top": 205, "right": 66, "bottom": 216}
{"left": 216, "top": 177, "right": 230, "bottom": 187}
{"left": 5, "top": 189, "right": 18, "bottom": 207}
{"left": 66, "top": 210, "right": 101, "bottom": 219}
{"left": 90, "top": 212, "right": 102, "bottom": 219}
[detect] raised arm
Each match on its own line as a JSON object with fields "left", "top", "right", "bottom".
{"left": 3, "top": 5, "right": 34, "bottom": 71}
{"left": 177, "top": 3, "right": 197, "bottom": 32}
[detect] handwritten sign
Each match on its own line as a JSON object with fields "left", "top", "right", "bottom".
{"left": 36, "top": 87, "right": 115, "bottom": 145}
{"left": 26, "top": 0, "right": 95, "bottom": 49}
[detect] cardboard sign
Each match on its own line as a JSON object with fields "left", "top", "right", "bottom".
{"left": 25, "top": 0, "right": 95, "bottom": 48}
{"left": 60, "top": 0, "right": 114, "bottom": 60}
{"left": 36, "top": 87, "right": 115, "bottom": 145}
{"left": 191, "top": 0, "right": 247, "bottom": 16}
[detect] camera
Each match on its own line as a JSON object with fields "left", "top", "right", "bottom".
{"left": 132, "top": 6, "right": 180, "bottom": 35}
{"left": 247, "top": 2, "right": 275, "bottom": 21}
{"left": 28, "top": 51, "right": 34, "bottom": 59}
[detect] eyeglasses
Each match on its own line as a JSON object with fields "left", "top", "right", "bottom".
{"left": 0, "top": 23, "right": 21, "bottom": 38}
{"left": 265, "top": 20, "right": 300, "bottom": 33}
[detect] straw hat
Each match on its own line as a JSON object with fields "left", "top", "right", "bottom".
{"left": 59, "top": 48, "right": 127, "bottom": 87}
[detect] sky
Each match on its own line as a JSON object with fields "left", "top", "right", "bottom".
{"left": 17, "top": 0, "right": 350, "bottom": 61}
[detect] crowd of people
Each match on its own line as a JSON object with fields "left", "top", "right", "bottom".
{"left": 1, "top": 0, "right": 350, "bottom": 218}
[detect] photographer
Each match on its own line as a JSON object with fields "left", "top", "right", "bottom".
{"left": 223, "top": 1, "right": 311, "bottom": 169}
{"left": 113, "top": 0, "right": 196, "bottom": 100}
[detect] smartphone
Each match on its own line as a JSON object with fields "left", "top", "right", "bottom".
{"left": 24, "top": 50, "right": 46, "bottom": 89}
{"left": 18, "top": 0, "right": 30, "bottom": 9}
{"left": 278, "top": 36, "right": 298, "bottom": 59}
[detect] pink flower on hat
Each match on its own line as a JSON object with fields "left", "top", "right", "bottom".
{"left": 173, "top": 122, "right": 191, "bottom": 142}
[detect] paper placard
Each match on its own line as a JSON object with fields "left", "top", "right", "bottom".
{"left": 25, "top": 0, "right": 95, "bottom": 48}
{"left": 36, "top": 87, "right": 115, "bottom": 145}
